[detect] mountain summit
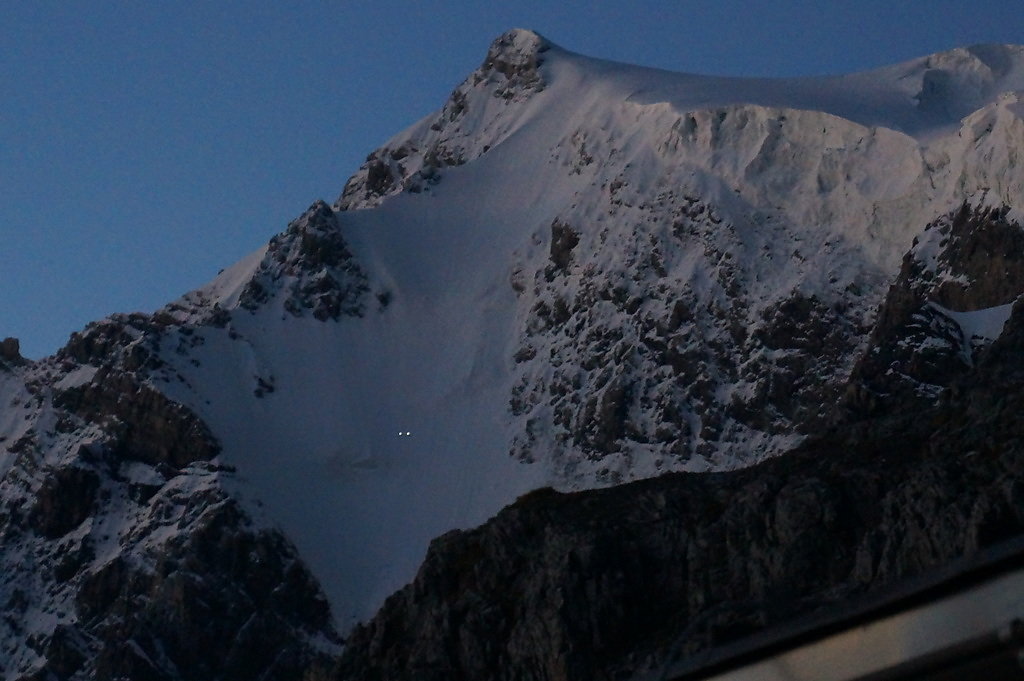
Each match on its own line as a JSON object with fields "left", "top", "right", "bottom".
{"left": 3, "top": 31, "right": 1024, "bottom": 680}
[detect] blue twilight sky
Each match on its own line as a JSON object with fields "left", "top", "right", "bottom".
{"left": 3, "top": 1, "right": 1023, "bottom": 358}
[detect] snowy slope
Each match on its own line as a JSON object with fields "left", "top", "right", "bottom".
{"left": 4, "top": 30, "right": 1024, "bottom": 649}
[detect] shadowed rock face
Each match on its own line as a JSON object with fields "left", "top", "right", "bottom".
{"left": 11, "top": 492, "right": 340, "bottom": 681}
{"left": 2, "top": 401, "right": 341, "bottom": 681}
{"left": 70, "top": 500, "right": 336, "bottom": 681}
{"left": 845, "top": 200, "right": 1024, "bottom": 418}
{"left": 1, "top": 338, "right": 22, "bottom": 365}
{"left": 52, "top": 368, "right": 220, "bottom": 469}
{"left": 2, "top": 308, "right": 342, "bottom": 680}
{"left": 333, "top": 298, "right": 1024, "bottom": 681}
{"left": 28, "top": 466, "right": 101, "bottom": 539}
{"left": 239, "top": 200, "right": 370, "bottom": 321}
{"left": 15, "top": 489, "right": 340, "bottom": 681}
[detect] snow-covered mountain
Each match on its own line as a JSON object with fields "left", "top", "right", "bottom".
{"left": 3, "top": 30, "right": 1024, "bottom": 679}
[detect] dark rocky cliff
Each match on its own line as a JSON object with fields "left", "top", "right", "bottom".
{"left": 845, "top": 199, "right": 1024, "bottom": 418}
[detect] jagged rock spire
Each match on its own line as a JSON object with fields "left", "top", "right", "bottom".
{"left": 479, "top": 29, "right": 551, "bottom": 89}
{"left": 336, "top": 29, "right": 555, "bottom": 211}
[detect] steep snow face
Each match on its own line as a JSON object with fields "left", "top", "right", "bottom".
{"left": 931, "top": 301, "right": 1014, "bottom": 344}
{"left": 496, "top": 82, "right": 1024, "bottom": 477}
{"left": 151, "top": 166, "right": 568, "bottom": 628}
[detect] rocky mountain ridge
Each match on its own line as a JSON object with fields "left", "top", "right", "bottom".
{"left": 3, "top": 29, "right": 1024, "bottom": 680}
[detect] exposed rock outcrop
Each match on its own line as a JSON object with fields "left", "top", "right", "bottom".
{"left": 1, "top": 337, "right": 23, "bottom": 366}
{"left": 6, "top": 457, "right": 341, "bottom": 681}
{"left": 336, "top": 29, "right": 551, "bottom": 211}
{"left": 510, "top": 193, "right": 874, "bottom": 481}
{"left": 845, "top": 198, "right": 1024, "bottom": 417}
{"left": 53, "top": 368, "right": 220, "bottom": 468}
{"left": 239, "top": 200, "right": 369, "bottom": 320}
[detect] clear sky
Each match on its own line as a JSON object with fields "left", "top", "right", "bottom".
{"left": 3, "top": 1, "right": 1023, "bottom": 358}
